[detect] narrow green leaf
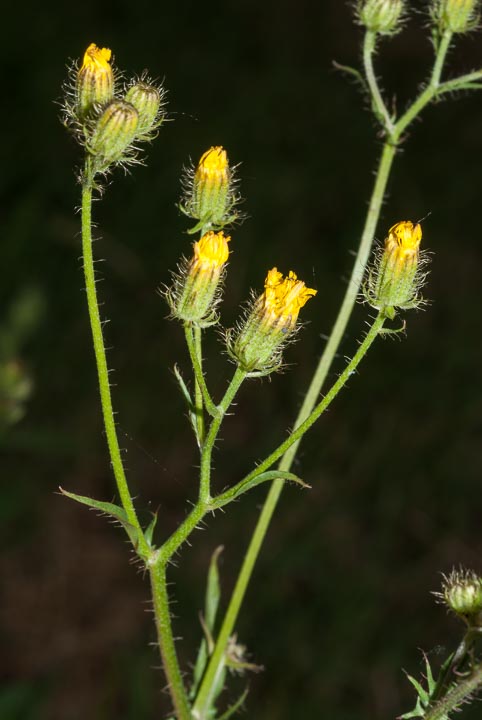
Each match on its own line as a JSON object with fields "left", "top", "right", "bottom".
{"left": 432, "top": 652, "right": 455, "bottom": 700}
{"left": 399, "top": 702, "right": 424, "bottom": 720}
{"left": 59, "top": 487, "right": 141, "bottom": 553}
{"left": 332, "top": 60, "right": 368, "bottom": 91}
{"left": 174, "top": 363, "right": 193, "bottom": 406}
{"left": 205, "top": 546, "right": 223, "bottom": 633}
{"left": 144, "top": 512, "right": 158, "bottom": 548}
{"left": 425, "top": 656, "right": 437, "bottom": 695}
{"left": 406, "top": 674, "right": 429, "bottom": 705}
{"left": 173, "top": 363, "right": 200, "bottom": 446}
{"left": 191, "top": 546, "right": 224, "bottom": 699}
{"left": 218, "top": 688, "right": 249, "bottom": 720}
{"left": 212, "top": 471, "right": 310, "bottom": 510}
{"left": 211, "top": 661, "right": 227, "bottom": 713}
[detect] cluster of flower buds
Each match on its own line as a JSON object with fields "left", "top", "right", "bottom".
{"left": 364, "top": 220, "right": 427, "bottom": 320}
{"left": 167, "top": 147, "right": 316, "bottom": 372}
{"left": 167, "top": 147, "right": 236, "bottom": 325}
{"left": 437, "top": 568, "right": 482, "bottom": 624}
{"left": 432, "top": 0, "right": 480, "bottom": 34}
{"left": 63, "top": 43, "right": 166, "bottom": 174}
{"left": 357, "top": 0, "right": 405, "bottom": 35}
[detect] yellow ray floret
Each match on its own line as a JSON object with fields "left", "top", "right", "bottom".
{"left": 385, "top": 220, "right": 422, "bottom": 268}
{"left": 193, "top": 231, "right": 230, "bottom": 271}
{"left": 262, "top": 268, "right": 317, "bottom": 328}
{"left": 386, "top": 220, "right": 422, "bottom": 251}
{"left": 197, "top": 146, "right": 228, "bottom": 180}
{"left": 80, "top": 43, "right": 112, "bottom": 73}
{"left": 76, "top": 42, "right": 114, "bottom": 118}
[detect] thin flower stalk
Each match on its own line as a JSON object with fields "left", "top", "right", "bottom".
{"left": 363, "top": 30, "right": 395, "bottom": 134}
{"left": 184, "top": 323, "right": 219, "bottom": 418}
{"left": 198, "top": 367, "right": 247, "bottom": 503}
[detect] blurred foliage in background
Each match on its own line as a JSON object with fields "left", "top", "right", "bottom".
{"left": 2, "top": 0, "right": 482, "bottom": 718}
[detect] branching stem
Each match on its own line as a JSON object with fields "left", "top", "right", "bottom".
{"left": 192, "top": 311, "right": 386, "bottom": 717}
{"left": 193, "top": 30, "right": 457, "bottom": 716}
{"left": 198, "top": 367, "right": 246, "bottom": 503}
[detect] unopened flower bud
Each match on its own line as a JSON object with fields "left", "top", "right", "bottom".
{"left": 440, "top": 569, "right": 482, "bottom": 620}
{"left": 181, "top": 147, "right": 238, "bottom": 232}
{"left": 358, "top": 0, "right": 405, "bottom": 34}
{"left": 76, "top": 43, "right": 114, "bottom": 118}
{"left": 228, "top": 268, "right": 317, "bottom": 374}
{"left": 433, "top": 0, "right": 479, "bottom": 33}
{"left": 89, "top": 100, "right": 139, "bottom": 168}
{"left": 365, "top": 220, "right": 426, "bottom": 319}
{"left": 168, "top": 231, "right": 230, "bottom": 325}
{"left": 125, "top": 81, "right": 164, "bottom": 138}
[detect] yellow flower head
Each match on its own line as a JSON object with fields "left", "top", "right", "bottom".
{"left": 262, "top": 268, "right": 317, "bottom": 330}
{"left": 365, "top": 219, "right": 427, "bottom": 317}
{"left": 182, "top": 146, "right": 238, "bottom": 232}
{"left": 228, "top": 267, "right": 317, "bottom": 374}
{"left": 193, "top": 231, "right": 230, "bottom": 272}
{"left": 168, "top": 231, "right": 230, "bottom": 325}
{"left": 76, "top": 42, "right": 114, "bottom": 118}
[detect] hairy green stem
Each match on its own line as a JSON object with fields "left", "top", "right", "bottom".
{"left": 81, "top": 160, "right": 190, "bottom": 715}
{"left": 150, "top": 563, "right": 192, "bottom": 720}
{"left": 184, "top": 323, "right": 218, "bottom": 418}
{"left": 192, "top": 312, "right": 386, "bottom": 716}
{"left": 193, "top": 325, "right": 205, "bottom": 444}
{"left": 439, "top": 68, "right": 482, "bottom": 94}
{"left": 424, "top": 664, "right": 482, "bottom": 720}
{"left": 146, "top": 245, "right": 245, "bottom": 720}
{"left": 81, "top": 161, "right": 148, "bottom": 556}
{"left": 238, "top": 312, "right": 386, "bottom": 483}
{"left": 148, "top": 503, "right": 211, "bottom": 719}
{"left": 199, "top": 367, "right": 246, "bottom": 503}
{"left": 363, "top": 31, "right": 395, "bottom": 134}
{"left": 394, "top": 30, "right": 452, "bottom": 140}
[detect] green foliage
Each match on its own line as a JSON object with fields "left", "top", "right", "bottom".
{"left": 191, "top": 546, "right": 224, "bottom": 700}
{"left": 212, "top": 471, "right": 309, "bottom": 510}
{"left": 401, "top": 655, "right": 452, "bottom": 720}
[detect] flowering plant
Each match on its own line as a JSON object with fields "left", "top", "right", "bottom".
{"left": 60, "top": 4, "right": 482, "bottom": 716}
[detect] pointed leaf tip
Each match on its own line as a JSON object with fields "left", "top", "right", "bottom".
{"left": 59, "top": 487, "right": 142, "bottom": 555}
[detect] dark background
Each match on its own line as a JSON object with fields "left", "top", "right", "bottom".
{"left": 2, "top": 1, "right": 482, "bottom": 718}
